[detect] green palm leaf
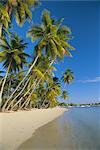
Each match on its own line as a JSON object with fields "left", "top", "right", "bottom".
{"left": 33, "top": 68, "right": 44, "bottom": 80}
{"left": 13, "top": 55, "right": 21, "bottom": 64}
{"left": 42, "top": 10, "right": 52, "bottom": 27}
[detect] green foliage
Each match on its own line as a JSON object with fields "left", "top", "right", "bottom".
{"left": 0, "top": 0, "right": 40, "bottom": 37}
{"left": 0, "top": 34, "right": 28, "bottom": 72}
{"left": 62, "top": 69, "right": 74, "bottom": 84}
{"left": 61, "top": 90, "right": 69, "bottom": 100}
{"left": 28, "top": 9, "right": 75, "bottom": 60}
{"left": 0, "top": 2, "right": 75, "bottom": 111}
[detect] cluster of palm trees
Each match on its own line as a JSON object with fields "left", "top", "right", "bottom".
{"left": 0, "top": 0, "right": 74, "bottom": 112}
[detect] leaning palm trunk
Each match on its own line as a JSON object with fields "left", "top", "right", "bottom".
{"left": 18, "top": 88, "right": 34, "bottom": 110}
{"left": 2, "top": 55, "right": 39, "bottom": 110}
{"left": 6, "top": 59, "right": 55, "bottom": 111}
{"left": 7, "top": 80, "right": 11, "bottom": 97}
{"left": 25, "top": 98, "right": 31, "bottom": 109}
{"left": 9, "top": 79, "right": 38, "bottom": 111}
{"left": 2, "top": 76, "right": 31, "bottom": 111}
{"left": 19, "top": 97, "right": 31, "bottom": 110}
{"left": 0, "top": 24, "right": 2, "bottom": 38}
{"left": 18, "top": 59, "right": 55, "bottom": 110}
{"left": 11, "top": 79, "right": 39, "bottom": 110}
{"left": 0, "top": 63, "right": 11, "bottom": 108}
{"left": 0, "top": 77, "right": 4, "bottom": 86}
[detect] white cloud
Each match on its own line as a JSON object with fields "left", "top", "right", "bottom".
{"left": 77, "top": 76, "right": 100, "bottom": 83}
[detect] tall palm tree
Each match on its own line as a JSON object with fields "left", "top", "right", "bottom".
{"left": 26, "top": 9, "right": 74, "bottom": 97}
{"left": 62, "top": 69, "right": 74, "bottom": 85}
{"left": 61, "top": 90, "right": 69, "bottom": 100}
{"left": 61, "top": 69, "right": 74, "bottom": 105}
{"left": 0, "top": 34, "right": 28, "bottom": 108}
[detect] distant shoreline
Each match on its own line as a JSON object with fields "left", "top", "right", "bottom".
{"left": 61, "top": 106, "right": 100, "bottom": 108}
{"left": 68, "top": 105, "right": 100, "bottom": 108}
{"left": 58, "top": 102, "right": 100, "bottom": 107}
{"left": 0, "top": 107, "right": 67, "bottom": 150}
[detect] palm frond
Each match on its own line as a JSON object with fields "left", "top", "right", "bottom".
{"left": 42, "top": 10, "right": 52, "bottom": 27}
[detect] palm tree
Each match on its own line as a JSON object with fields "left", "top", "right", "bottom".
{"left": 45, "top": 83, "right": 61, "bottom": 108}
{"left": 0, "top": 34, "right": 28, "bottom": 108}
{"left": 30, "top": 9, "right": 73, "bottom": 95}
{"left": 26, "top": 9, "right": 74, "bottom": 97}
{"left": 5, "top": 9, "right": 75, "bottom": 111}
{"left": 0, "top": 0, "right": 39, "bottom": 37}
{"left": 41, "top": 76, "right": 61, "bottom": 108}
{"left": 0, "top": 9, "right": 75, "bottom": 111}
{"left": 62, "top": 69, "right": 74, "bottom": 85}
{"left": 61, "top": 90, "right": 69, "bottom": 100}
{"left": 1, "top": 0, "right": 39, "bottom": 25}
{"left": 0, "top": 71, "right": 4, "bottom": 87}
{"left": 8, "top": 56, "right": 56, "bottom": 110}
{"left": 61, "top": 69, "right": 74, "bottom": 105}
{"left": 28, "top": 10, "right": 74, "bottom": 61}
{"left": 0, "top": 4, "right": 10, "bottom": 37}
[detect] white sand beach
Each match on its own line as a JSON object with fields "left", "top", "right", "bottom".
{"left": 0, "top": 107, "right": 67, "bottom": 150}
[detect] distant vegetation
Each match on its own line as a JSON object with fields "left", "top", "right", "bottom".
{"left": 58, "top": 102, "right": 100, "bottom": 107}
{"left": 0, "top": 0, "right": 75, "bottom": 112}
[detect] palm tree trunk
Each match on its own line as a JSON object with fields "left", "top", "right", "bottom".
{"left": 29, "top": 101, "right": 32, "bottom": 109}
{"left": 2, "top": 55, "right": 39, "bottom": 108}
{"left": 7, "top": 59, "right": 55, "bottom": 111}
{"left": 18, "top": 59, "right": 55, "bottom": 110}
{"left": 12, "top": 76, "right": 31, "bottom": 101}
{"left": 18, "top": 80, "right": 40, "bottom": 110}
{"left": 6, "top": 79, "right": 37, "bottom": 110}
{"left": 0, "top": 24, "right": 2, "bottom": 38}
{"left": 19, "top": 96, "right": 31, "bottom": 110}
{"left": 19, "top": 100, "right": 21, "bottom": 108}
{"left": 24, "top": 98, "right": 31, "bottom": 109}
{"left": 32, "top": 59, "right": 55, "bottom": 91}
{"left": 0, "top": 63, "right": 11, "bottom": 108}
{"left": 0, "top": 77, "right": 4, "bottom": 86}
{"left": 2, "top": 76, "right": 31, "bottom": 111}
{"left": 7, "top": 79, "right": 11, "bottom": 97}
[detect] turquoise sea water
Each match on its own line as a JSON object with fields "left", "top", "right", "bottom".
{"left": 18, "top": 107, "right": 100, "bottom": 150}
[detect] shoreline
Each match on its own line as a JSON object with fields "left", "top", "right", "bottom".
{"left": 0, "top": 107, "right": 67, "bottom": 150}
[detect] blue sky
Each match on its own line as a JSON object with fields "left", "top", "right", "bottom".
{"left": 0, "top": 1, "right": 100, "bottom": 104}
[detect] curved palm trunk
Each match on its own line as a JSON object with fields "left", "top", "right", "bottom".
{"left": 2, "top": 76, "right": 31, "bottom": 111}
{"left": 8, "top": 79, "right": 38, "bottom": 111}
{"left": 17, "top": 59, "right": 55, "bottom": 110}
{"left": 0, "top": 77, "right": 4, "bottom": 86}
{"left": 24, "top": 98, "right": 31, "bottom": 109}
{"left": 2, "top": 55, "right": 39, "bottom": 109}
{"left": 18, "top": 89, "right": 33, "bottom": 110}
{"left": 0, "top": 63, "right": 11, "bottom": 108}
{"left": 7, "top": 80, "right": 11, "bottom": 97}
{"left": 0, "top": 24, "right": 2, "bottom": 38}
{"left": 11, "top": 79, "right": 39, "bottom": 110}
{"left": 6, "top": 59, "right": 55, "bottom": 111}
